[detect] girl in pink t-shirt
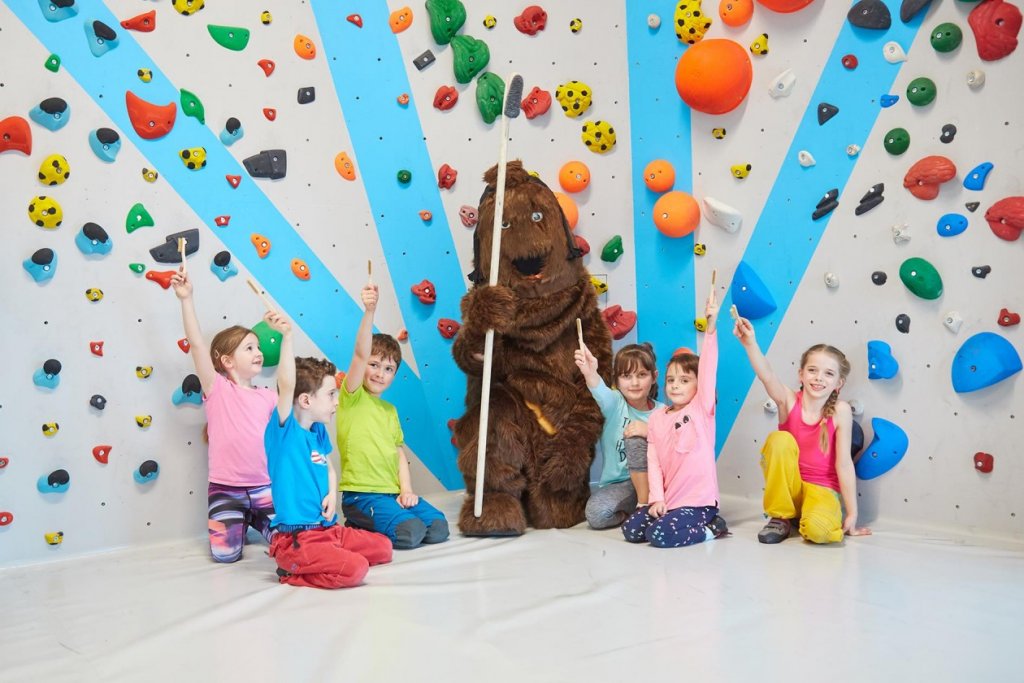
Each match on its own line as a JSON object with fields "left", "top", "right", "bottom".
{"left": 622, "top": 291, "right": 729, "bottom": 547}
{"left": 734, "top": 314, "right": 872, "bottom": 544}
{"left": 171, "top": 269, "right": 289, "bottom": 562}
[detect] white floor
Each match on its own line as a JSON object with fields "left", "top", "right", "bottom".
{"left": 2, "top": 492, "right": 1023, "bottom": 683}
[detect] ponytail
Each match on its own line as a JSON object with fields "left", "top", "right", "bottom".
{"left": 819, "top": 389, "right": 839, "bottom": 454}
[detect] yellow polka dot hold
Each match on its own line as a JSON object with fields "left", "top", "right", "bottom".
{"left": 674, "top": 0, "right": 713, "bottom": 45}
{"left": 555, "top": 80, "right": 592, "bottom": 119}
{"left": 581, "top": 120, "right": 616, "bottom": 154}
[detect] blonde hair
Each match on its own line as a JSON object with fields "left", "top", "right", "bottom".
{"left": 209, "top": 325, "right": 255, "bottom": 376}
{"left": 613, "top": 343, "right": 658, "bottom": 401}
{"left": 800, "top": 344, "right": 852, "bottom": 453}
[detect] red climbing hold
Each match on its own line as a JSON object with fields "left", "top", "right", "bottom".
{"left": 93, "top": 445, "right": 111, "bottom": 464}
{"left": 514, "top": 5, "right": 548, "bottom": 35}
{"left": 0, "top": 511, "right": 11, "bottom": 526}
{"left": 411, "top": 279, "right": 437, "bottom": 304}
{"left": 125, "top": 91, "right": 177, "bottom": 140}
{"left": 226, "top": 174, "right": 241, "bottom": 188}
{"left": 437, "top": 318, "right": 461, "bottom": 339}
{"left": 214, "top": 215, "right": 230, "bottom": 227}
{"left": 974, "top": 451, "right": 994, "bottom": 473}
{"left": 437, "top": 163, "right": 458, "bottom": 189}
{"left": 146, "top": 270, "right": 176, "bottom": 289}
{"left": 521, "top": 87, "right": 552, "bottom": 119}
{"left": 0, "top": 116, "right": 32, "bottom": 155}
{"left": 601, "top": 305, "right": 637, "bottom": 340}
{"left": 419, "top": 210, "right": 433, "bottom": 222}
{"left": 263, "top": 108, "right": 277, "bottom": 121}
{"left": 984, "top": 196, "right": 1024, "bottom": 241}
{"left": 120, "top": 10, "right": 156, "bottom": 32}
{"left": 397, "top": 93, "right": 410, "bottom": 106}
{"left": 968, "top": 0, "right": 1021, "bottom": 61}
{"left": 903, "top": 155, "right": 957, "bottom": 200}
{"left": 0, "top": 457, "right": 9, "bottom": 468}
{"left": 433, "top": 85, "right": 458, "bottom": 111}
{"left": 574, "top": 234, "right": 591, "bottom": 256}
{"left": 347, "top": 13, "right": 363, "bottom": 27}
{"left": 258, "top": 59, "right": 276, "bottom": 77}
{"left": 178, "top": 338, "right": 191, "bottom": 353}
{"left": 446, "top": 418, "right": 458, "bottom": 446}
{"left": 998, "top": 308, "right": 1021, "bottom": 326}
{"left": 841, "top": 53, "right": 858, "bottom": 69}
{"left": 397, "top": 328, "right": 409, "bottom": 342}
{"left": 90, "top": 341, "right": 104, "bottom": 356}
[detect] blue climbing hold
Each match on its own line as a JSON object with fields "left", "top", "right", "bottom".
{"left": 962, "top": 162, "right": 993, "bottom": 191}
{"left": 855, "top": 418, "right": 909, "bottom": 480}
{"left": 951, "top": 332, "right": 1022, "bottom": 393}
{"left": 75, "top": 222, "right": 113, "bottom": 256}
{"left": 32, "top": 359, "right": 63, "bottom": 389}
{"left": 29, "top": 97, "right": 70, "bottom": 132}
{"left": 867, "top": 340, "right": 899, "bottom": 379}
{"left": 133, "top": 460, "right": 159, "bottom": 483}
{"left": 37, "top": 469, "right": 71, "bottom": 494}
{"left": 731, "top": 261, "right": 777, "bottom": 320}
{"left": 219, "top": 117, "right": 243, "bottom": 146}
{"left": 84, "top": 19, "right": 119, "bottom": 57}
{"left": 88, "top": 128, "right": 121, "bottom": 162}
{"left": 23, "top": 248, "right": 57, "bottom": 282}
{"left": 171, "top": 374, "right": 203, "bottom": 406}
{"left": 38, "top": 0, "right": 78, "bottom": 22}
{"left": 210, "top": 251, "right": 238, "bottom": 281}
{"left": 880, "top": 94, "right": 899, "bottom": 108}
{"left": 936, "top": 213, "right": 968, "bottom": 237}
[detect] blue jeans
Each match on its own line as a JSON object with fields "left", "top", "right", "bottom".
{"left": 341, "top": 492, "right": 449, "bottom": 549}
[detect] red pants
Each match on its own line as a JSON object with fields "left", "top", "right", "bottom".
{"left": 269, "top": 525, "right": 392, "bottom": 589}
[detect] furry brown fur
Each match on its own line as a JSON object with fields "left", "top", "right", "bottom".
{"left": 452, "top": 161, "right": 613, "bottom": 535}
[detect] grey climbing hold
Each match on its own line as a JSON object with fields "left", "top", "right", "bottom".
{"left": 848, "top": 0, "right": 891, "bottom": 30}
{"left": 817, "top": 102, "right": 839, "bottom": 125}
{"left": 900, "top": 0, "right": 933, "bottom": 23}
{"left": 149, "top": 229, "right": 200, "bottom": 263}
{"left": 243, "top": 149, "right": 287, "bottom": 179}
{"left": 939, "top": 124, "right": 957, "bottom": 144}
{"left": 965, "top": 201, "right": 980, "bottom": 212}
{"left": 297, "top": 87, "right": 315, "bottom": 104}
{"left": 413, "top": 50, "right": 436, "bottom": 70}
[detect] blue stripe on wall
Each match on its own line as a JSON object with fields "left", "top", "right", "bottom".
{"left": 9, "top": 1, "right": 461, "bottom": 487}
{"left": 715, "top": 2, "right": 925, "bottom": 452}
{"left": 625, "top": 5, "right": 697, "bottom": 370}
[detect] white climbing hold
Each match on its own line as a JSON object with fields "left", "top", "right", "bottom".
{"left": 768, "top": 69, "right": 796, "bottom": 99}
{"left": 892, "top": 223, "right": 911, "bottom": 244}
{"left": 763, "top": 398, "right": 778, "bottom": 415}
{"left": 824, "top": 272, "right": 840, "bottom": 289}
{"left": 883, "top": 41, "right": 907, "bottom": 63}
{"left": 701, "top": 196, "right": 742, "bottom": 233}
{"left": 966, "top": 69, "right": 985, "bottom": 89}
{"left": 647, "top": 13, "right": 661, "bottom": 29}
{"left": 944, "top": 311, "right": 963, "bottom": 334}
{"left": 848, "top": 399, "right": 864, "bottom": 417}
{"left": 846, "top": 144, "right": 861, "bottom": 157}
{"left": 798, "top": 150, "right": 816, "bottom": 167}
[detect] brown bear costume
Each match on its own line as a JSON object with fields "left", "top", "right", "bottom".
{"left": 453, "top": 161, "right": 613, "bottom": 535}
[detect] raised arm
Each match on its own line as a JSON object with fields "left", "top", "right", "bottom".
{"left": 573, "top": 341, "right": 605, "bottom": 390}
{"left": 345, "top": 284, "right": 377, "bottom": 394}
{"left": 834, "top": 402, "right": 870, "bottom": 536}
{"left": 733, "top": 315, "right": 795, "bottom": 417}
{"left": 269, "top": 312, "right": 294, "bottom": 424}
{"left": 170, "top": 268, "right": 218, "bottom": 393}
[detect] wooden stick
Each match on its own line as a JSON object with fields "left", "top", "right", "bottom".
{"left": 576, "top": 318, "right": 584, "bottom": 350}
{"left": 729, "top": 304, "right": 739, "bottom": 321}
{"left": 367, "top": 259, "right": 372, "bottom": 283}
{"left": 178, "top": 238, "right": 188, "bottom": 274}
{"left": 711, "top": 268, "right": 717, "bottom": 287}
{"left": 246, "top": 278, "right": 276, "bottom": 312}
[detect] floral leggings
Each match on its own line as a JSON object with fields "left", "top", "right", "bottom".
{"left": 622, "top": 504, "right": 718, "bottom": 548}
{"left": 208, "top": 482, "right": 275, "bottom": 563}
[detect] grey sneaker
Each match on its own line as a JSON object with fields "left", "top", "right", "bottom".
{"left": 758, "top": 518, "right": 792, "bottom": 544}
{"left": 706, "top": 515, "right": 730, "bottom": 539}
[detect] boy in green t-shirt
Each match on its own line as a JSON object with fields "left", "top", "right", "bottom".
{"left": 337, "top": 282, "right": 449, "bottom": 549}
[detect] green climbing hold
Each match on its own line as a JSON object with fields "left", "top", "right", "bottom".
{"left": 476, "top": 72, "right": 505, "bottom": 125}
{"left": 906, "top": 77, "right": 936, "bottom": 106}
{"left": 899, "top": 257, "right": 943, "bottom": 300}
{"left": 129, "top": 262, "right": 146, "bottom": 274}
{"left": 126, "top": 203, "right": 154, "bottom": 233}
{"left": 207, "top": 24, "right": 251, "bottom": 51}
{"left": 930, "top": 22, "right": 963, "bottom": 52}
{"left": 601, "top": 235, "right": 624, "bottom": 263}
{"left": 252, "top": 320, "right": 282, "bottom": 367}
{"left": 451, "top": 35, "right": 490, "bottom": 84}
{"left": 425, "top": 0, "right": 466, "bottom": 45}
{"left": 883, "top": 127, "right": 910, "bottom": 155}
{"left": 44, "top": 54, "right": 61, "bottom": 73}
{"left": 397, "top": 169, "right": 412, "bottom": 184}
{"left": 179, "top": 89, "right": 206, "bottom": 124}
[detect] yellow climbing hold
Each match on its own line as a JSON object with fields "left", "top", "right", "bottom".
{"left": 674, "top": 0, "right": 712, "bottom": 45}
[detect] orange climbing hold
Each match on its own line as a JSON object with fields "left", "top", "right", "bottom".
{"left": 291, "top": 258, "right": 310, "bottom": 280}
{"left": 419, "top": 210, "right": 433, "bottom": 221}
{"left": 643, "top": 159, "right": 676, "bottom": 193}
{"left": 120, "top": 10, "right": 156, "bottom": 32}
{"left": 903, "top": 155, "right": 957, "bottom": 200}
{"left": 653, "top": 191, "right": 701, "bottom": 237}
{"left": 720, "top": 0, "right": 754, "bottom": 26}
{"left": 334, "top": 152, "right": 357, "bottom": 181}
{"left": 294, "top": 34, "right": 317, "bottom": 60}
{"left": 558, "top": 161, "right": 591, "bottom": 193}
{"left": 389, "top": 6, "right": 413, "bottom": 33}
{"left": 93, "top": 445, "right": 111, "bottom": 464}
{"left": 0, "top": 116, "right": 32, "bottom": 155}
{"left": 146, "top": 270, "right": 177, "bottom": 289}
{"left": 125, "top": 91, "right": 177, "bottom": 140}
{"left": 397, "top": 329, "right": 409, "bottom": 341}
{"left": 756, "top": 0, "right": 816, "bottom": 12}
{"left": 251, "top": 233, "right": 271, "bottom": 258}
{"left": 554, "top": 192, "right": 579, "bottom": 229}
{"left": 258, "top": 59, "right": 275, "bottom": 77}
{"left": 675, "top": 39, "right": 752, "bottom": 115}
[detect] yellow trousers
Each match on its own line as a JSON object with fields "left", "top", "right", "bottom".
{"left": 761, "top": 431, "right": 843, "bottom": 544}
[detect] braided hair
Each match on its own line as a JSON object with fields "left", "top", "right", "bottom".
{"left": 799, "top": 344, "right": 851, "bottom": 454}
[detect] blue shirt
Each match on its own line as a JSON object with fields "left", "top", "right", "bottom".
{"left": 590, "top": 383, "right": 662, "bottom": 486}
{"left": 264, "top": 411, "right": 337, "bottom": 529}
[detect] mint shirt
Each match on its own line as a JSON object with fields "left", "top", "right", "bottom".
{"left": 590, "top": 383, "right": 662, "bottom": 486}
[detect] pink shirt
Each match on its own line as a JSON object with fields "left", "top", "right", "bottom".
{"left": 203, "top": 373, "right": 277, "bottom": 486}
{"left": 647, "top": 329, "right": 719, "bottom": 510}
{"left": 780, "top": 391, "right": 840, "bottom": 492}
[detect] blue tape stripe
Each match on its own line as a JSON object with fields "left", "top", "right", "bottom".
{"left": 625, "top": 7, "right": 697, "bottom": 368}
{"left": 10, "top": 1, "right": 460, "bottom": 487}
{"left": 715, "top": 3, "right": 925, "bottom": 452}
{"left": 311, "top": 0, "right": 467, "bottom": 487}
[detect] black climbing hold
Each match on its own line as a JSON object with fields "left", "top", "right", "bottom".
{"left": 182, "top": 374, "right": 202, "bottom": 395}
{"left": 243, "top": 149, "right": 287, "bottom": 180}
{"left": 900, "top": 0, "right": 933, "bottom": 23}
{"left": 812, "top": 188, "right": 839, "bottom": 220}
{"left": 939, "top": 124, "right": 957, "bottom": 144}
{"left": 139, "top": 460, "right": 159, "bottom": 477}
{"left": 149, "top": 229, "right": 200, "bottom": 263}
{"left": 851, "top": 420, "right": 865, "bottom": 457}
{"left": 871, "top": 271, "right": 888, "bottom": 285}
{"left": 895, "top": 313, "right": 911, "bottom": 334}
{"left": 817, "top": 102, "right": 839, "bottom": 125}
{"left": 972, "top": 265, "right": 991, "bottom": 278}
{"left": 849, "top": 0, "right": 891, "bottom": 30}
{"left": 43, "top": 359, "right": 62, "bottom": 376}
{"left": 82, "top": 222, "right": 109, "bottom": 243}
{"left": 965, "top": 201, "right": 980, "bottom": 213}
{"left": 855, "top": 183, "right": 885, "bottom": 215}
{"left": 225, "top": 117, "right": 241, "bottom": 134}
{"left": 90, "top": 394, "right": 107, "bottom": 410}
{"left": 92, "top": 20, "right": 117, "bottom": 41}
{"left": 297, "top": 87, "right": 316, "bottom": 104}
{"left": 32, "top": 248, "right": 55, "bottom": 265}
{"left": 413, "top": 50, "right": 436, "bottom": 71}
{"left": 48, "top": 469, "right": 70, "bottom": 487}
{"left": 817, "top": 188, "right": 839, "bottom": 209}
{"left": 39, "top": 97, "right": 68, "bottom": 115}
{"left": 213, "top": 250, "right": 231, "bottom": 267}
{"left": 95, "top": 128, "right": 119, "bottom": 145}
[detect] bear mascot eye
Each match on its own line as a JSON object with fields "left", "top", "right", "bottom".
{"left": 530, "top": 211, "right": 543, "bottom": 222}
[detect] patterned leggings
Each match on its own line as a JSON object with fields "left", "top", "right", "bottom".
{"left": 622, "top": 504, "right": 718, "bottom": 548}
{"left": 208, "top": 482, "right": 275, "bottom": 563}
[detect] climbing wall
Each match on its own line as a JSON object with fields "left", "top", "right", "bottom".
{"left": 2, "top": 0, "right": 1021, "bottom": 566}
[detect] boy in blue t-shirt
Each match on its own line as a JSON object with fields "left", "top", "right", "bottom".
{"left": 265, "top": 315, "right": 391, "bottom": 589}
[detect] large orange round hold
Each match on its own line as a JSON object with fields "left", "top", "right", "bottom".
{"left": 554, "top": 191, "right": 579, "bottom": 230}
{"left": 643, "top": 159, "right": 676, "bottom": 193}
{"left": 652, "top": 191, "right": 700, "bottom": 238}
{"left": 720, "top": 0, "right": 754, "bottom": 26}
{"left": 558, "top": 161, "right": 591, "bottom": 193}
{"left": 675, "top": 39, "right": 752, "bottom": 115}
{"left": 755, "top": 0, "right": 815, "bottom": 12}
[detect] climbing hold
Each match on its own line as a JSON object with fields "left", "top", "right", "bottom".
{"left": 437, "top": 318, "right": 461, "bottom": 339}
{"left": 883, "top": 41, "right": 908, "bottom": 63}
{"left": 90, "top": 341, "right": 105, "bottom": 356}
{"left": 768, "top": 69, "right": 796, "bottom": 98}
{"left": 37, "top": 154, "right": 70, "bottom": 186}
{"left": 0, "top": 116, "right": 32, "bottom": 155}
{"left": 211, "top": 251, "right": 238, "bottom": 281}
{"left": 178, "top": 147, "right": 207, "bottom": 171}
{"left": 515, "top": 5, "right": 548, "bottom": 35}
{"left": 702, "top": 197, "right": 742, "bottom": 233}
{"left": 601, "top": 235, "right": 625, "bottom": 262}
{"left": 38, "top": 0, "right": 78, "bottom": 22}
{"left": 142, "top": 168, "right": 158, "bottom": 183}
{"left": 437, "top": 163, "right": 458, "bottom": 189}
{"left": 812, "top": 188, "right": 839, "bottom": 221}
{"left": 848, "top": 1, "right": 891, "bottom": 30}
{"left": 841, "top": 54, "right": 858, "bottom": 69}
{"left": 37, "top": 469, "right": 70, "bottom": 493}
{"left": 23, "top": 248, "right": 57, "bottom": 282}
{"left": 824, "top": 272, "right": 840, "bottom": 289}
{"left": 84, "top": 19, "right": 120, "bottom": 57}
{"left": 476, "top": 73, "right": 505, "bottom": 124}
{"left": 434, "top": 85, "right": 459, "bottom": 111}
{"left": 258, "top": 59, "right": 275, "bottom": 77}
{"left": 483, "top": 14, "right": 497, "bottom": 29}
{"left": 33, "top": 359, "right": 63, "bottom": 389}
{"left": 846, "top": 145, "right": 861, "bottom": 158}
{"left": 972, "top": 265, "right": 992, "bottom": 279}
{"left": 601, "top": 305, "right": 637, "bottom": 340}
{"left": 397, "top": 93, "right": 410, "bottom": 106}
{"left": 125, "top": 91, "right": 176, "bottom": 140}
{"left": 968, "top": 0, "right": 1021, "bottom": 61}
{"left": 334, "top": 152, "right": 356, "bottom": 181}
{"left": 347, "top": 13, "right": 363, "bottom": 27}
{"left": 172, "top": 0, "right": 205, "bottom": 16}
{"left": 694, "top": 317, "right": 708, "bottom": 332}
{"left": 676, "top": 39, "right": 752, "bottom": 114}
{"left": 260, "top": 10, "right": 272, "bottom": 24}
{"left": 451, "top": 35, "right": 490, "bottom": 84}
{"left": 133, "top": 460, "right": 159, "bottom": 484}
{"left": 44, "top": 530, "right": 64, "bottom": 545}
{"left": 136, "top": 366, "right": 153, "bottom": 380}
{"left": 459, "top": 205, "right": 479, "bottom": 227}
{"left": 892, "top": 223, "right": 911, "bottom": 244}
{"left": 411, "top": 279, "right": 437, "bottom": 304}
{"left": 290, "top": 259, "right": 311, "bottom": 281}
{"left": 906, "top": 77, "right": 937, "bottom": 106}
{"left": 88, "top": 128, "right": 121, "bottom": 162}
{"left": 219, "top": 117, "right": 243, "bottom": 146}
{"left": 984, "top": 196, "right": 1024, "bottom": 241}
{"left": 643, "top": 160, "right": 675, "bottom": 193}
{"left": 85, "top": 288, "right": 104, "bottom": 302}
{"left": 944, "top": 311, "right": 964, "bottom": 334}
{"left": 569, "top": 17, "right": 583, "bottom": 33}
{"left": 397, "top": 329, "right": 410, "bottom": 342}
{"left": 137, "top": 68, "right": 152, "bottom": 83}
{"left": 251, "top": 233, "right": 271, "bottom": 258}
{"left": 966, "top": 69, "right": 986, "bottom": 88}
{"left": 974, "top": 452, "right": 994, "bottom": 473}
{"left": 129, "top": 263, "right": 145, "bottom": 274}
{"left": 798, "top": 150, "right": 816, "bottom": 167}
{"left": 555, "top": 81, "right": 593, "bottom": 119}
{"left": 817, "top": 102, "right": 839, "bottom": 125}
{"left": 207, "top": 24, "right": 250, "bottom": 51}
{"left": 867, "top": 340, "right": 899, "bottom": 379}
{"left": 177, "top": 89, "right": 206, "bottom": 126}
{"left": 731, "top": 163, "right": 751, "bottom": 179}
{"left": 674, "top": 0, "right": 713, "bottom": 44}
{"left": 226, "top": 175, "right": 241, "bottom": 188}
{"left": 939, "top": 124, "right": 957, "bottom": 144}
{"left": 855, "top": 183, "right": 885, "bottom": 216}
{"left": 895, "top": 313, "right": 911, "bottom": 334}
{"left": 426, "top": 0, "right": 466, "bottom": 43}
{"left": 29, "top": 97, "right": 71, "bottom": 132}
{"left": 262, "top": 108, "right": 277, "bottom": 121}
{"left": 757, "top": 0, "right": 817, "bottom": 9}
{"left": 871, "top": 271, "right": 887, "bottom": 286}
{"left": 121, "top": 10, "right": 155, "bottom": 32}
{"left": 42, "top": 422, "right": 60, "bottom": 437}
{"left": 145, "top": 270, "right": 176, "bottom": 289}
{"left": 965, "top": 201, "right": 980, "bottom": 213}
{"left": 904, "top": 155, "right": 956, "bottom": 200}
{"left": 150, "top": 229, "right": 199, "bottom": 263}
{"left": 297, "top": 87, "right": 316, "bottom": 105}
{"left": 249, "top": 320, "right": 281, "bottom": 366}
{"left": 397, "top": 169, "right": 412, "bottom": 184}
{"left": 243, "top": 149, "right": 287, "bottom": 179}
{"left": 0, "top": 457, "right": 8, "bottom": 468}
{"left": 880, "top": 94, "right": 900, "bottom": 108}
{"left": 763, "top": 399, "right": 778, "bottom": 415}
{"left": 521, "top": 87, "right": 552, "bottom": 119}
{"left": 76, "top": 222, "right": 112, "bottom": 256}
{"left": 998, "top": 308, "right": 1021, "bottom": 327}
{"left": 899, "top": 257, "right": 943, "bottom": 299}
{"left": 855, "top": 418, "right": 909, "bottom": 480}
{"left": 172, "top": 374, "right": 203, "bottom": 406}
{"left": 90, "top": 394, "right": 107, "bottom": 410}
{"left": 653, "top": 192, "right": 700, "bottom": 238}
{"left": 45, "top": 53, "right": 61, "bottom": 72}
{"left": 178, "top": 338, "right": 191, "bottom": 353}
{"left": 936, "top": 213, "right": 969, "bottom": 237}
{"left": 28, "top": 196, "right": 63, "bottom": 229}
{"left": 554, "top": 192, "right": 578, "bottom": 230}
{"left": 390, "top": 7, "right": 413, "bottom": 33}
{"left": 931, "top": 21, "right": 963, "bottom": 52}
{"left": 135, "top": 415, "right": 152, "bottom": 429}
{"left": 952, "top": 332, "right": 1022, "bottom": 392}
{"left": 0, "top": 512, "right": 11, "bottom": 527}
{"left": 590, "top": 276, "right": 608, "bottom": 295}
{"left": 293, "top": 34, "right": 316, "bottom": 59}
{"left": 749, "top": 33, "right": 769, "bottom": 55}
{"left": 712, "top": 128, "right": 727, "bottom": 139}
{"left": 720, "top": 0, "right": 754, "bottom": 27}
{"left": 900, "top": 0, "right": 932, "bottom": 22}
{"left": 413, "top": 50, "right": 436, "bottom": 71}
{"left": 558, "top": 161, "right": 590, "bottom": 193}
{"left": 963, "top": 162, "right": 994, "bottom": 191}
{"left": 731, "top": 261, "right": 777, "bottom": 320}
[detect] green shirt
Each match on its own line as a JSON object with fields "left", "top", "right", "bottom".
{"left": 337, "top": 383, "right": 404, "bottom": 493}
